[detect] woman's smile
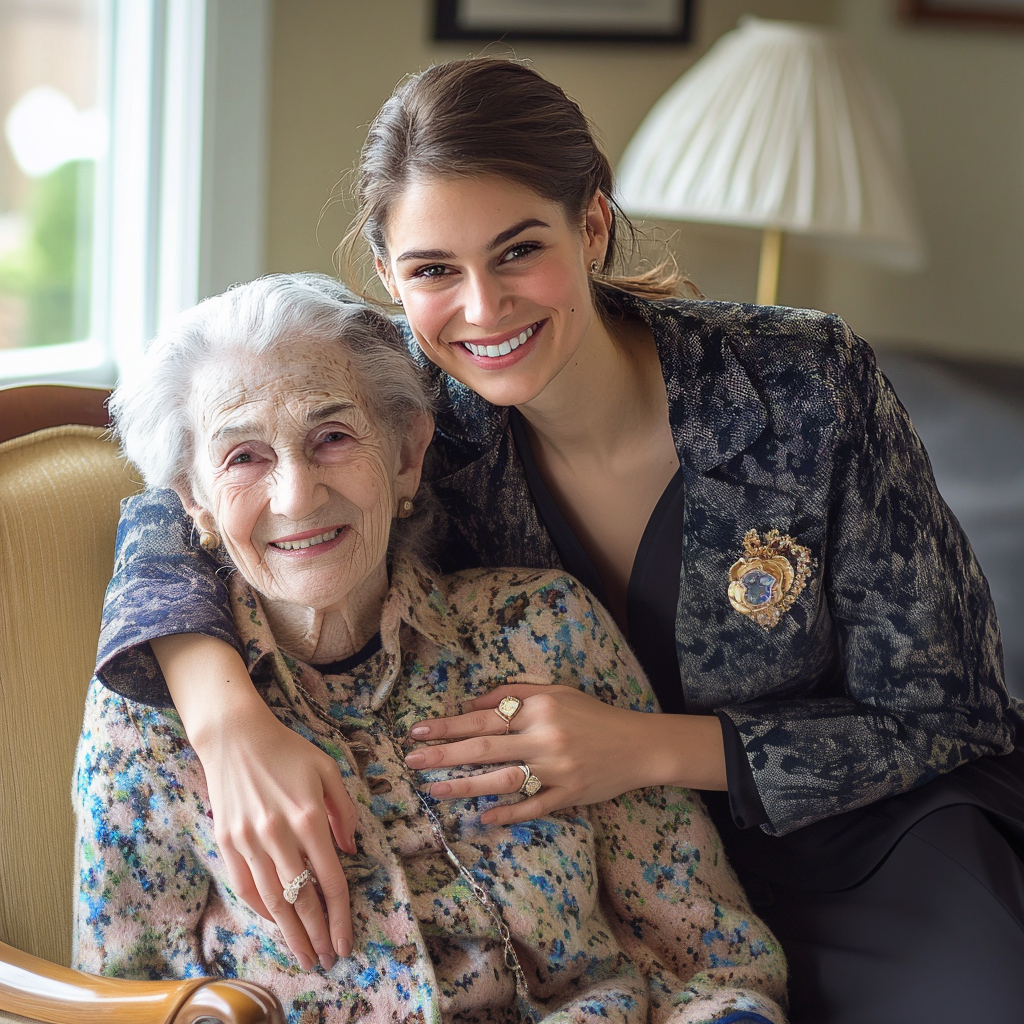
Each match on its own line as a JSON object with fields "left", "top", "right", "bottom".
{"left": 458, "top": 319, "right": 544, "bottom": 363}
{"left": 268, "top": 525, "right": 347, "bottom": 555}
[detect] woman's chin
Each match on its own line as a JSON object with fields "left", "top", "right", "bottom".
{"left": 248, "top": 553, "right": 390, "bottom": 619}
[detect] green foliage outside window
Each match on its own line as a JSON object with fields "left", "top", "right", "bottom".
{"left": 0, "top": 159, "right": 94, "bottom": 348}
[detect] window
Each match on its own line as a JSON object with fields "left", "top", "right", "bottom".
{"left": 0, "top": 0, "right": 270, "bottom": 386}
{"left": 0, "top": 0, "right": 103, "bottom": 377}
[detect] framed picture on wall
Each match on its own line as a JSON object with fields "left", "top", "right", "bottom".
{"left": 433, "top": 0, "right": 693, "bottom": 44}
{"left": 906, "top": 0, "right": 1024, "bottom": 26}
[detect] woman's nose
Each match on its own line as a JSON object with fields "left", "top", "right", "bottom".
{"left": 463, "top": 271, "right": 510, "bottom": 329}
{"left": 269, "top": 459, "right": 327, "bottom": 521}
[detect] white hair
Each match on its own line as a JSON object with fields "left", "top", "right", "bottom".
{"left": 110, "top": 273, "right": 433, "bottom": 494}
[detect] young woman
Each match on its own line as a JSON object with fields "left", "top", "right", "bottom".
{"left": 97, "top": 58, "right": 1024, "bottom": 1023}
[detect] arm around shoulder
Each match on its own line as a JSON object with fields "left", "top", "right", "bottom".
{"left": 97, "top": 488, "right": 243, "bottom": 707}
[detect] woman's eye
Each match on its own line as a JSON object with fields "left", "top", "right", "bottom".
{"left": 313, "top": 428, "right": 354, "bottom": 452}
{"left": 229, "top": 452, "right": 253, "bottom": 465}
{"left": 501, "top": 242, "right": 540, "bottom": 264}
{"left": 415, "top": 263, "right": 449, "bottom": 279}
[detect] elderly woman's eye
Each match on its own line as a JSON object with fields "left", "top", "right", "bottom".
{"left": 227, "top": 450, "right": 263, "bottom": 467}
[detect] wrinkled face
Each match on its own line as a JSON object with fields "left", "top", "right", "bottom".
{"left": 188, "top": 338, "right": 407, "bottom": 614}
{"left": 379, "top": 175, "right": 609, "bottom": 408}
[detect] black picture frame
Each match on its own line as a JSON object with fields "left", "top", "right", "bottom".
{"left": 905, "top": 0, "right": 1024, "bottom": 27}
{"left": 433, "top": 0, "right": 693, "bottom": 44}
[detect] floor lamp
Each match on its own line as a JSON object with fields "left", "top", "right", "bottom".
{"left": 617, "top": 17, "right": 924, "bottom": 306}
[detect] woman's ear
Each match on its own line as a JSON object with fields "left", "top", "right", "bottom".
{"left": 172, "top": 486, "right": 219, "bottom": 543}
{"left": 394, "top": 411, "right": 435, "bottom": 506}
{"left": 172, "top": 484, "right": 204, "bottom": 523}
{"left": 375, "top": 257, "right": 396, "bottom": 299}
{"left": 583, "top": 190, "right": 613, "bottom": 268}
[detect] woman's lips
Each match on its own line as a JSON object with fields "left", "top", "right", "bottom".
{"left": 458, "top": 320, "right": 544, "bottom": 360}
{"left": 268, "top": 526, "right": 345, "bottom": 552}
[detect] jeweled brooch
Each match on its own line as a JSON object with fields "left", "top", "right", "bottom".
{"left": 728, "top": 529, "right": 814, "bottom": 629}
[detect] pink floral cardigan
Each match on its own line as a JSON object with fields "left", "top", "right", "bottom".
{"left": 73, "top": 559, "right": 787, "bottom": 1023}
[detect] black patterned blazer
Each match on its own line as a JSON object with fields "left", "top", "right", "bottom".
{"left": 97, "top": 290, "right": 1022, "bottom": 837}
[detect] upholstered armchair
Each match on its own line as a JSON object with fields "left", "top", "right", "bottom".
{"left": 0, "top": 386, "right": 283, "bottom": 1024}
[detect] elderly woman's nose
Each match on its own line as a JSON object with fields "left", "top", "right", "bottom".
{"left": 269, "top": 458, "right": 328, "bottom": 519}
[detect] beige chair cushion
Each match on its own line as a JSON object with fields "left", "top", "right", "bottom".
{"left": 0, "top": 426, "right": 142, "bottom": 966}
{"left": 0, "top": 1009, "right": 46, "bottom": 1023}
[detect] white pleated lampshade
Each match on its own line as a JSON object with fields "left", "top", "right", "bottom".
{"left": 617, "top": 17, "right": 924, "bottom": 269}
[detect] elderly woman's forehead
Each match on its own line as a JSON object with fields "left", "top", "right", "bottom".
{"left": 200, "top": 345, "right": 360, "bottom": 395}
{"left": 191, "top": 345, "right": 371, "bottom": 421}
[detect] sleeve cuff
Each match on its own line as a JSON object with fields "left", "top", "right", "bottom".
{"left": 716, "top": 710, "right": 770, "bottom": 829}
{"left": 95, "top": 490, "right": 242, "bottom": 707}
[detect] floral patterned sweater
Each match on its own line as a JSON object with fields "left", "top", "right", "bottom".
{"left": 73, "top": 559, "right": 787, "bottom": 1024}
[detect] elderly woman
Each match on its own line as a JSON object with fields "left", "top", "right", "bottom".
{"left": 72, "top": 274, "right": 786, "bottom": 1024}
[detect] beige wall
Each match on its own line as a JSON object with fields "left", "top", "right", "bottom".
{"left": 822, "top": 0, "right": 1024, "bottom": 360}
{"left": 266, "top": 0, "right": 834, "bottom": 282}
{"left": 266, "top": 0, "right": 1024, "bottom": 361}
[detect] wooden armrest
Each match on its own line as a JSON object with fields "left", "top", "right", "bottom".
{"left": 0, "top": 941, "right": 284, "bottom": 1024}
{"left": 0, "top": 385, "right": 111, "bottom": 444}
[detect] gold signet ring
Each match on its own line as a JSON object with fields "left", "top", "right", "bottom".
{"left": 495, "top": 695, "right": 523, "bottom": 734}
{"left": 518, "top": 764, "right": 542, "bottom": 797}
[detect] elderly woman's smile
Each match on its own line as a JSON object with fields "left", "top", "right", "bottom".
{"left": 187, "top": 339, "right": 417, "bottom": 662}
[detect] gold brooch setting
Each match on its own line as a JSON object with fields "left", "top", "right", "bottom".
{"left": 728, "top": 529, "right": 814, "bottom": 629}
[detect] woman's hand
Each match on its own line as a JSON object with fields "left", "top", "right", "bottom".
{"left": 403, "top": 682, "right": 727, "bottom": 825}
{"left": 151, "top": 635, "right": 357, "bottom": 970}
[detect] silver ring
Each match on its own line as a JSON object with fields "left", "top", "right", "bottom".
{"left": 518, "top": 764, "right": 542, "bottom": 797}
{"left": 495, "top": 695, "right": 523, "bottom": 734}
{"left": 283, "top": 867, "right": 314, "bottom": 904}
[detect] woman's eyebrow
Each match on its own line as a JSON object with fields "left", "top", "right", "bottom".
{"left": 305, "top": 402, "right": 355, "bottom": 425}
{"left": 488, "top": 218, "right": 549, "bottom": 250}
{"left": 395, "top": 218, "right": 551, "bottom": 263}
{"left": 209, "top": 403, "right": 355, "bottom": 445}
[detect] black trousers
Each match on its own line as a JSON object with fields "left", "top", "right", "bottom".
{"left": 751, "top": 805, "right": 1024, "bottom": 1023}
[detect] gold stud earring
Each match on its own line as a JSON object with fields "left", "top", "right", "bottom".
{"left": 397, "top": 498, "right": 414, "bottom": 519}
{"left": 198, "top": 528, "right": 221, "bottom": 552}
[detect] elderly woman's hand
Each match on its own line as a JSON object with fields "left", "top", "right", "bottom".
{"left": 403, "top": 682, "right": 728, "bottom": 824}
{"left": 151, "top": 634, "right": 358, "bottom": 970}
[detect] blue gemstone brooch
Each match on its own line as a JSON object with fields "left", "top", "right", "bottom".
{"left": 728, "top": 529, "right": 813, "bottom": 628}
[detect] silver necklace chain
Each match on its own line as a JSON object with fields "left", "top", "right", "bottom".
{"left": 297, "top": 680, "right": 533, "bottom": 1005}
{"left": 412, "top": 786, "right": 531, "bottom": 998}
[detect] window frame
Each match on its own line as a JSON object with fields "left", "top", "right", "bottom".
{"left": 0, "top": 0, "right": 270, "bottom": 386}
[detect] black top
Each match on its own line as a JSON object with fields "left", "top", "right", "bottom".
{"left": 313, "top": 633, "right": 383, "bottom": 675}
{"left": 508, "top": 408, "right": 768, "bottom": 829}
{"left": 509, "top": 407, "right": 1024, "bottom": 890}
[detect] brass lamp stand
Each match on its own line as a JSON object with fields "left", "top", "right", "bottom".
{"left": 756, "top": 227, "right": 783, "bottom": 307}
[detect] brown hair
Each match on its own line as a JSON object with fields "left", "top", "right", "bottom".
{"left": 340, "top": 57, "right": 685, "bottom": 313}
